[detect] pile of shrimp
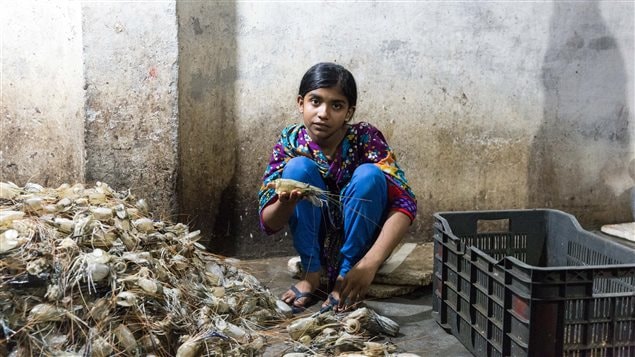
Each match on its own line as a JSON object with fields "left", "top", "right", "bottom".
{"left": 0, "top": 181, "right": 285, "bottom": 356}
{"left": 0, "top": 181, "right": 413, "bottom": 357}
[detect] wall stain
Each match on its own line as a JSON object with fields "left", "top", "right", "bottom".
{"left": 191, "top": 17, "right": 203, "bottom": 35}
{"left": 530, "top": 1, "right": 631, "bottom": 227}
{"left": 589, "top": 36, "right": 617, "bottom": 51}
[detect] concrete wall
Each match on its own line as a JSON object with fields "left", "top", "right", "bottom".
{"left": 1, "top": 2, "right": 85, "bottom": 186}
{"left": 83, "top": 2, "right": 179, "bottom": 218}
{"left": 226, "top": 2, "right": 634, "bottom": 257}
{"left": 1, "top": 2, "right": 633, "bottom": 258}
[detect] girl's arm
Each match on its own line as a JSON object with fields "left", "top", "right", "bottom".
{"left": 338, "top": 210, "right": 411, "bottom": 306}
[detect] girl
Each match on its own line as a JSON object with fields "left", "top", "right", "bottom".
{"left": 258, "top": 62, "right": 417, "bottom": 313}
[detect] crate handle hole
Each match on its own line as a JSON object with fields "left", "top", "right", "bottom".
{"left": 477, "top": 219, "right": 510, "bottom": 233}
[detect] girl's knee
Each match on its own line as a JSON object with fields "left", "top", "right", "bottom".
{"left": 346, "top": 164, "right": 387, "bottom": 199}
{"left": 351, "top": 164, "right": 386, "bottom": 190}
{"left": 352, "top": 163, "right": 383, "bottom": 182}
{"left": 283, "top": 157, "right": 319, "bottom": 179}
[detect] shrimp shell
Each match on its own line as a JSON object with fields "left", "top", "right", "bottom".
{"left": 247, "top": 336, "right": 265, "bottom": 351}
{"left": 275, "top": 299, "right": 293, "bottom": 317}
{"left": 133, "top": 217, "right": 155, "bottom": 233}
{"left": 0, "top": 229, "right": 26, "bottom": 253}
{"left": 363, "top": 341, "right": 398, "bottom": 355}
{"left": 298, "top": 334, "right": 312, "bottom": 345}
{"left": 114, "top": 323, "right": 137, "bottom": 354}
{"left": 137, "top": 277, "right": 161, "bottom": 294}
{"left": 90, "top": 206, "right": 113, "bottom": 221}
{"left": 345, "top": 307, "right": 400, "bottom": 337}
{"left": 91, "top": 336, "right": 113, "bottom": 357}
{"left": 87, "top": 262, "right": 110, "bottom": 282}
{"left": 344, "top": 318, "right": 361, "bottom": 334}
{"left": 175, "top": 338, "right": 201, "bottom": 357}
{"left": 116, "top": 291, "right": 138, "bottom": 307}
{"left": 0, "top": 211, "right": 25, "bottom": 226}
{"left": 89, "top": 298, "right": 111, "bottom": 321}
{"left": 214, "top": 318, "right": 247, "bottom": 341}
{"left": 0, "top": 181, "right": 20, "bottom": 199}
{"left": 287, "top": 315, "right": 319, "bottom": 340}
{"left": 24, "top": 197, "right": 44, "bottom": 211}
{"left": 28, "top": 303, "right": 65, "bottom": 322}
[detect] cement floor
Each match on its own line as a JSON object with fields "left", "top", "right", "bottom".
{"left": 236, "top": 256, "right": 471, "bottom": 357}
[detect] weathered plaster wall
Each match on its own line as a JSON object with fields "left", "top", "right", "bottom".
{"left": 0, "top": 2, "right": 85, "bottom": 186}
{"left": 175, "top": 2, "right": 238, "bottom": 253}
{"left": 82, "top": 2, "right": 179, "bottom": 219}
{"left": 529, "top": 2, "right": 634, "bottom": 227}
{"left": 226, "top": 2, "right": 634, "bottom": 257}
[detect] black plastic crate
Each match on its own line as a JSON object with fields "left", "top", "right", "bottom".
{"left": 432, "top": 209, "right": 635, "bottom": 357}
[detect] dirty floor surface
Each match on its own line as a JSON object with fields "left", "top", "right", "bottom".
{"left": 236, "top": 256, "right": 471, "bottom": 357}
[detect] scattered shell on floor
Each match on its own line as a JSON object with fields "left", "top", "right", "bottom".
{"left": 344, "top": 307, "right": 400, "bottom": 337}
{"left": 285, "top": 306, "right": 404, "bottom": 356}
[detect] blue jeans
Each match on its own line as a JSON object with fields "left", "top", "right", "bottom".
{"left": 282, "top": 157, "right": 387, "bottom": 278}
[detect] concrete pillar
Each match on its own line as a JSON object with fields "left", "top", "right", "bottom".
{"left": 176, "top": 2, "right": 238, "bottom": 253}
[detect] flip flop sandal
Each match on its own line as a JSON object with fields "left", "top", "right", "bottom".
{"left": 319, "top": 294, "right": 340, "bottom": 314}
{"left": 286, "top": 285, "right": 318, "bottom": 314}
{"left": 320, "top": 294, "right": 360, "bottom": 313}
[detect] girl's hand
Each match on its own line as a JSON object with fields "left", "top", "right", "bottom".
{"left": 338, "top": 261, "right": 378, "bottom": 308}
{"left": 276, "top": 189, "right": 304, "bottom": 206}
{"left": 265, "top": 182, "right": 305, "bottom": 206}
{"left": 261, "top": 183, "right": 309, "bottom": 232}
{"left": 336, "top": 212, "right": 411, "bottom": 309}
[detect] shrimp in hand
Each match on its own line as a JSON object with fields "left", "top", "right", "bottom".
{"left": 266, "top": 178, "right": 327, "bottom": 207}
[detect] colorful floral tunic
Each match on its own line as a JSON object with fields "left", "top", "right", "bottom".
{"left": 258, "top": 121, "right": 417, "bottom": 285}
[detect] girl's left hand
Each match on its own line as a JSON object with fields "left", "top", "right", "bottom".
{"left": 337, "top": 212, "right": 410, "bottom": 309}
{"left": 338, "top": 261, "right": 378, "bottom": 308}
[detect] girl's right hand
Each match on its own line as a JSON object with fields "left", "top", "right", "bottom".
{"left": 276, "top": 189, "right": 304, "bottom": 206}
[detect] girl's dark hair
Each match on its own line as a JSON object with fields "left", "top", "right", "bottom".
{"left": 298, "top": 62, "right": 357, "bottom": 107}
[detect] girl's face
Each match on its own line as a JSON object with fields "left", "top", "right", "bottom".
{"left": 297, "top": 86, "right": 355, "bottom": 147}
